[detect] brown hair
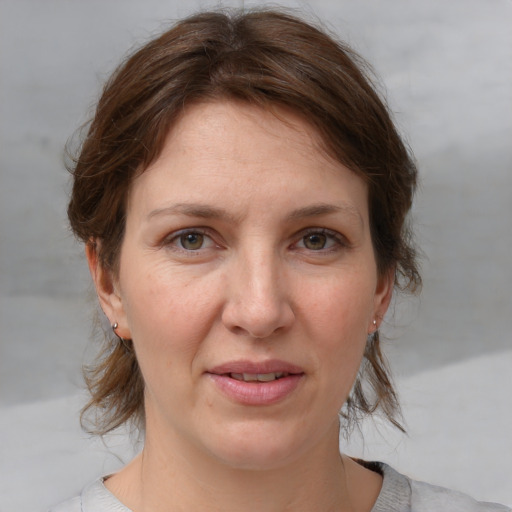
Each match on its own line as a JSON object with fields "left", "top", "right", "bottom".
{"left": 68, "top": 9, "right": 421, "bottom": 435}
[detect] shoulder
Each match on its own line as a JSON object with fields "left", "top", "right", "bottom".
{"left": 373, "top": 463, "right": 510, "bottom": 512}
{"left": 48, "top": 477, "right": 131, "bottom": 512}
{"left": 410, "top": 478, "right": 510, "bottom": 512}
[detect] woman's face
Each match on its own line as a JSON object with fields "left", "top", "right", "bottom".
{"left": 93, "top": 101, "right": 392, "bottom": 470}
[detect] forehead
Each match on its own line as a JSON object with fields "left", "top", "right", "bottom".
{"left": 128, "top": 100, "right": 368, "bottom": 222}
{"left": 162, "top": 100, "right": 328, "bottom": 168}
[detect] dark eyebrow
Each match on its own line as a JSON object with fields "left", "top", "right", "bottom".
{"left": 147, "top": 203, "right": 241, "bottom": 223}
{"left": 286, "top": 203, "right": 363, "bottom": 225}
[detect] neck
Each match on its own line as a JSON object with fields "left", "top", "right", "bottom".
{"left": 106, "top": 421, "right": 370, "bottom": 512}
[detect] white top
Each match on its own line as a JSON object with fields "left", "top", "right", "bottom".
{"left": 49, "top": 462, "right": 510, "bottom": 512}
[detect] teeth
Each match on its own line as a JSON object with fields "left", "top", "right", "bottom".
{"left": 229, "top": 372, "right": 287, "bottom": 382}
{"left": 254, "top": 373, "right": 276, "bottom": 382}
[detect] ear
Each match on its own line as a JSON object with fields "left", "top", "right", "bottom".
{"left": 86, "top": 240, "right": 131, "bottom": 339}
{"left": 370, "top": 267, "right": 394, "bottom": 332}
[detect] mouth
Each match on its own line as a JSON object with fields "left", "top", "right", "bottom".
{"left": 228, "top": 372, "right": 290, "bottom": 382}
{"left": 208, "top": 360, "right": 304, "bottom": 379}
{"left": 207, "top": 361, "right": 304, "bottom": 405}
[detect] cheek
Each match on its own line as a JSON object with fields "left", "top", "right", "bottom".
{"left": 302, "top": 276, "right": 374, "bottom": 375}
{"left": 304, "top": 274, "right": 375, "bottom": 337}
{"left": 120, "top": 262, "right": 222, "bottom": 362}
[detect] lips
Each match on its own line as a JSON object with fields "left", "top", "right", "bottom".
{"left": 207, "top": 360, "right": 304, "bottom": 405}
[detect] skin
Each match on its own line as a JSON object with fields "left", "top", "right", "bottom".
{"left": 88, "top": 101, "right": 393, "bottom": 512}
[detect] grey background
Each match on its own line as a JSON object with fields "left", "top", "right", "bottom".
{"left": 1, "top": 1, "right": 511, "bottom": 510}
{"left": 0, "top": 0, "right": 510, "bottom": 424}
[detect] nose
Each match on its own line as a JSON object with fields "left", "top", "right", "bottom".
{"left": 221, "top": 248, "right": 295, "bottom": 339}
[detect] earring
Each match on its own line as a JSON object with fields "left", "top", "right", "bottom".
{"left": 111, "top": 322, "right": 132, "bottom": 351}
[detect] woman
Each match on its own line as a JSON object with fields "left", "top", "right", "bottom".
{"left": 51, "top": 9, "right": 509, "bottom": 512}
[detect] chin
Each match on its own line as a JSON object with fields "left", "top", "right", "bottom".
{"left": 202, "top": 420, "right": 315, "bottom": 471}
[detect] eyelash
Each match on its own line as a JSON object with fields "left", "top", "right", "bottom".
{"left": 163, "top": 228, "right": 218, "bottom": 254}
{"left": 293, "top": 228, "right": 348, "bottom": 253}
{"left": 162, "top": 227, "right": 348, "bottom": 254}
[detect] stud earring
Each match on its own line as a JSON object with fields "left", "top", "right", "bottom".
{"left": 111, "top": 322, "right": 132, "bottom": 351}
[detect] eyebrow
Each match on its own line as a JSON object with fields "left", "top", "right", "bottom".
{"left": 286, "top": 203, "right": 363, "bottom": 225}
{"left": 147, "top": 203, "right": 241, "bottom": 223}
{"left": 147, "top": 201, "right": 363, "bottom": 225}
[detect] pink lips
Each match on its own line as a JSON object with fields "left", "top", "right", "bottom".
{"left": 207, "top": 360, "right": 304, "bottom": 406}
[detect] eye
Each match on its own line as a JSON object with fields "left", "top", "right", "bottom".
{"left": 179, "top": 232, "right": 205, "bottom": 250}
{"left": 165, "top": 229, "right": 217, "bottom": 252}
{"left": 294, "top": 229, "right": 345, "bottom": 252}
{"left": 302, "top": 233, "right": 328, "bottom": 250}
